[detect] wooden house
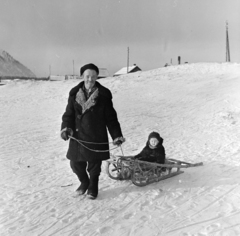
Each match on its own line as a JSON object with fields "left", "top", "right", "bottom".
{"left": 98, "top": 68, "right": 109, "bottom": 79}
{"left": 113, "top": 64, "right": 141, "bottom": 77}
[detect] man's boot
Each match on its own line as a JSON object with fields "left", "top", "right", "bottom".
{"left": 86, "top": 161, "right": 101, "bottom": 199}
{"left": 87, "top": 175, "right": 99, "bottom": 199}
{"left": 70, "top": 161, "right": 89, "bottom": 195}
{"left": 76, "top": 178, "right": 89, "bottom": 195}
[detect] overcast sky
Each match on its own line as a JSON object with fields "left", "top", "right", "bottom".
{"left": 0, "top": 0, "right": 239, "bottom": 77}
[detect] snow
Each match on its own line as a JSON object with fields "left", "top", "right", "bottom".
{"left": 1, "top": 62, "right": 240, "bottom": 236}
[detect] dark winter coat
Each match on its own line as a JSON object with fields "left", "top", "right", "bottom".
{"left": 134, "top": 132, "right": 165, "bottom": 164}
{"left": 61, "top": 81, "right": 123, "bottom": 162}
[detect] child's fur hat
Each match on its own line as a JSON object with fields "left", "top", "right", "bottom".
{"left": 147, "top": 131, "right": 163, "bottom": 145}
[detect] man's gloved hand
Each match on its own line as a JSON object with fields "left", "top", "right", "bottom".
{"left": 61, "top": 128, "right": 73, "bottom": 141}
{"left": 113, "top": 137, "right": 125, "bottom": 146}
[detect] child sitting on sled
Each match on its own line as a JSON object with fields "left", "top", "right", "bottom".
{"left": 134, "top": 131, "right": 166, "bottom": 164}
{"left": 117, "top": 131, "right": 166, "bottom": 180}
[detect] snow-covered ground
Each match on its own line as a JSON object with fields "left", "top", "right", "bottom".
{"left": 1, "top": 63, "right": 240, "bottom": 236}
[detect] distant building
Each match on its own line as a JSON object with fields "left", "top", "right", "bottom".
{"left": 59, "top": 68, "right": 109, "bottom": 81}
{"left": 49, "top": 75, "right": 65, "bottom": 81}
{"left": 49, "top": 69, "right": 109, "bottom": 81}
{"left": 65, "top": 75, "right": 81, "bottom": 80}
{"left": 113, "top": 64, "right": 141, "bottom": 77}
{"left": 98, "top": 68, "right": 109, "bottom": 79}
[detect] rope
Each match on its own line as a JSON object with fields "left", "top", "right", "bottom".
{"left": 69, "top": 136, "right": 120, "bottom": 153}
{"left": 119, "top": 145, "right": 124, "bottom": 156}
{"left": 69, "top": 135, "right": 113, "bottom": 145}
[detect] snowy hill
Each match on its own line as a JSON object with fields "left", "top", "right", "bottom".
{"left": 1, "top": 62, "right": 240, "bottom": 235}
{"left": 0, "top": 50, "right": 35, "bottom": 77}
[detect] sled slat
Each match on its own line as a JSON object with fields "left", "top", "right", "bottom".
{"left": 106, "top": 155, "right": 203, "bottom": 187}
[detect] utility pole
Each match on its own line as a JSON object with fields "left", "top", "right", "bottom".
{"left": 73, "top": 60, "right": 75, "bottom": 76}
{"left": 178, "top": 56, "right": 181, "bottom": 65}
{"left": 226, "top": 21, "right": 231, "bottom": 62}
{"left": 127, "top": 47, "right": 129, "bottom": 73}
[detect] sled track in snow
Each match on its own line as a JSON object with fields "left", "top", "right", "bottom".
{"left": 163, "top": 184, "right": 240, "bottom": 235}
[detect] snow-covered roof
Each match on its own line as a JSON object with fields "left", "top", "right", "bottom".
{"left": 114, "top": 65, "right": 140, "bottom": 76}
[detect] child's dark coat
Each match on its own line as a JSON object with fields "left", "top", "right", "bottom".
{"left": 134, "top": 132, "right": 165, "bottom": 164}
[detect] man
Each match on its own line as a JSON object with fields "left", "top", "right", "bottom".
{"left": 61, "top": 63, "right": 124, "bottom": 199}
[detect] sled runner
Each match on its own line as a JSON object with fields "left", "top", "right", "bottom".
{"left": 106, "top": 155, "right": 203, "bottom": 187}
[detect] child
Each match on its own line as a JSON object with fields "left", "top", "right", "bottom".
{"left": 134, "top": 131, "right": 165, "bottom": 164}
{"left": 117, "top": 131, "right": 166, "bottom": 180}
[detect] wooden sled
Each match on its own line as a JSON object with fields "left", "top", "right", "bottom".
{"left": 106, "top": 155, "right": 203, "bottom": 187}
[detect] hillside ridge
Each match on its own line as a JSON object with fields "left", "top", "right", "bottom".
{"left": 0, "top": 50, "right": 35, "bottom": 77}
